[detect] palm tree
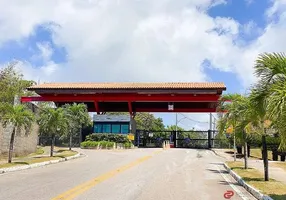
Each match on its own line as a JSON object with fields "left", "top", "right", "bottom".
{"left": 251, "top": 52, "right": 286, "bottom": 181}
{"left": 63, "top": 103, "right": 90, "bottom": 150}
{"left": 1, "top": 104, "right": 35, "bottom": 163}
{"left": 38, "top": 107, "right": 68, "bottom": 157}
{"left": 217, "top": 94, "right": 247, "bottom": 162}
{"left": 218, "top": 94, "right": 263, "bottom": 169}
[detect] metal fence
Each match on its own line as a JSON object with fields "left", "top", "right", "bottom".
{"left": 38, "top": 136, "right": 81, "bottom": 147}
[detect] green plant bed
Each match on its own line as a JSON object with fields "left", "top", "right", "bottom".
{"left": 81, "top": 140, "right": 133, "bottom": 149}
{"left": 81, "top": 141, "right": 115, "bottom": 149}
{"left": 86, "top": 133, "right": 129, "bottom": 143}
{"left": 124, "top": 142, "right": 132, "bottom": 149}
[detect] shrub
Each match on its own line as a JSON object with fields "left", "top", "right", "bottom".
{"left": 81, "top": 140, "right": 115, "bottom": 149}
{"left": 86, "top": 133, "right": 129, "bottom": 143}
{"left": 81, "top": 141, "right": 99, "bottom": 148}
{"left": 124, "top": 142, "right": 132, "bottom": 149}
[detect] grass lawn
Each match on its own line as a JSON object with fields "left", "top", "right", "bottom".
{"left": 27, "top": 147, "right": 45, "bottom": 157}
{"left": 226, "top": 161, "right": 286, "bottom": 200}
{"left": 0, "top": 146, "right": 45, "bottom": 160}
{"left": 250, "top": 148, "right": 273, "bottom": 161}
{"left": 0, "top": 149, "right": 77, "bottom": 169}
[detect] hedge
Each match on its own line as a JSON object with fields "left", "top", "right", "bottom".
{"left": 81, "top": 141, "right": 115, "bottom": 149}
{"left": 85, "top": 133, "right": 130, "bottom": 143}
{"left": 81, "top": 140, "right": 133, "bottom": 149}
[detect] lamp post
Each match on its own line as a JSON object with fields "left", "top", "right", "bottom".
{"left": 175, "top": 113, "right": 187, "bottom": 147}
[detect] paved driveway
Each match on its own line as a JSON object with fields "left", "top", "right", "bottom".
{"left": 0, "top": 148, "right": 256, "bottom": 200}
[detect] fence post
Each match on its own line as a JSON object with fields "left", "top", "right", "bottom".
{"left": 208, "top": 130, "right": 211, "bottom": 149}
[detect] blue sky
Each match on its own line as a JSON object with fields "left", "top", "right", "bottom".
{"left": 0, "top": 0, "right": 285, "bottom": 130}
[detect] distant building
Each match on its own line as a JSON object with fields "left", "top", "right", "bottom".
{"left": 93, "top": 115, "right": 135, "bottom": 134}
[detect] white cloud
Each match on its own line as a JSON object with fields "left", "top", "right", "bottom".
{"left": 30, "top": 42, "right": 54, "bottom": 63}
{"left": 245, "top": 0, "right": 254, "bottom": 6}
{"left": 0, "top": 0, "right": 240, "bottom": 84}
{"left": 0, "top": 0, "right": 284, "bottom": 87}
{"left": 0, "top": 0, "right": 286, "bottom": 128}
{"left": 266, "top": 0, "right": 286, "bottom": 18}
{"left": 242, "top": 20, "right": 262, "bottom": 36}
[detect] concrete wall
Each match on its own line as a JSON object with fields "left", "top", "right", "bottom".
{"left": 0, "top": 123, "right": 39, "bottom": 156}
{"left": 0, "top": 102, "right": 39, "bottom": 157}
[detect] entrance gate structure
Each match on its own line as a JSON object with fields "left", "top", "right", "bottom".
{"left": 21, "top": 82, "right": 226, "bottom": 148}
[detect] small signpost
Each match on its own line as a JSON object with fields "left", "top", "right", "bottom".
{"left": 127, "top": 134, "right": 134, "bottom": 141}
{"left": 168, "top": 103, "right": 174, "bottom": 111}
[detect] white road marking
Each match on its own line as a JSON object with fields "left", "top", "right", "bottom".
{"left": 215, "top": 165, "right": 250, "bottom": 200}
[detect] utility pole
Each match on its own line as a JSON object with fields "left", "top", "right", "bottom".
{"left": 209, "top": 113, "right": 212, "bottom": 130}
{"left": 175, "top": 113, "right": 178, "bottom": 147}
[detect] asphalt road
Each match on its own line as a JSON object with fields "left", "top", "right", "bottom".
{"left": 0, "top": 148, "right": 256, "bottom": 200}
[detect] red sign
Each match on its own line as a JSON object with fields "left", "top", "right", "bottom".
{"left": 224, "top": 190, "right": 234, "bottom": 199}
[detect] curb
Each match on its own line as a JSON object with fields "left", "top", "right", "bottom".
{"left": 223, "top": 163, "right": 273, "bottom": 200}
{"left": 0, "top": 153, "right": 83, "bottom": 174}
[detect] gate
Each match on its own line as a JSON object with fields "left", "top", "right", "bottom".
{"left": 176, "top": 131, "right": 209, "bottom": 149}
{"left": 135, "top": 130, "right": 173, "bottom": 148}
{"left": 135, "top": 130, "right": 218, "bottom": 149}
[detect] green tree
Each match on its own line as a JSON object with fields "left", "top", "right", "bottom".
{"left": 218, "top": 94, "right": 258, "bottom": 169}
{"left": 1, "top": 104, "right": 35, "bottom": 163}
{"left": 135, "top": 113, "right": 165, "bottom": 130}
{"left": 165, "top": 125, "right": 185, "bottom": 131}
{"left": 38, "top": 107, "right": 68, "bottom": 156}
{"left": 250, "top": 52, "right": 286, "bottom": 181}
{"left": 0, "top": 63, "right": 35, "bottom": 104}
{"left": 217, "top": 94, "right": 247, "bottom": 161}
{"left": 63, "top": 103, "right": 90, "bottom": 150}
{"left": 106, "top": 112, "right": 165, "bottom": 131}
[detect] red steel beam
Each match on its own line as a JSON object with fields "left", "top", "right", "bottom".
{"left": 21, "top": 94, "right": 220, "bottom": 102}
{"left": 87, "top": 108, "right": 218, "bottom": 113}
{"left": 134, "top": 108, "right": 217, "bottom": 113}
{"left": 128, "top": 102, "right": 133, "bottom": 115}
{"left": 94, "top": 101, "right": 100, "bottom": 114}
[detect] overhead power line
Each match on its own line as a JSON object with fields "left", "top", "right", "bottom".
{"left": 179, "top": 113, "right": 209, "bottom": 124}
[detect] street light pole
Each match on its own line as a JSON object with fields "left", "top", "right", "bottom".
{"left": 175, "top": 113, "right": 178, "bottom": 147}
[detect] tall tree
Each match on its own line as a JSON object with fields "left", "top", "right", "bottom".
{"left": 1, "top": 104, "right": 34, "bottom": 163}
{"left": 0, "top": 63, "right": 35, "bottom": 104}
{"left": 217, "top": 94, "right": 247, "bottom": 161}
{"left": 135, "top": 113, "right": 165, "bottom": 130}
{"left": 63, "top": 103, "right": 90, "bottom": 150}
{"left": 106, "top": 112, "right": 165, "bottom": 130}
{"left": 38, "top": 107, "right": 68, "bottom": 156}
{"left": 251, "top": 52, "right": 286, "bottom": 180}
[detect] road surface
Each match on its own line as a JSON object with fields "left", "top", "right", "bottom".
{"left": 0, "top": 148, "right": 256, "bottom": 200}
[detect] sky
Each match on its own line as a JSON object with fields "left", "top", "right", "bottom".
{"left": 0, "top": 0, "right": 285, "bottom": 130}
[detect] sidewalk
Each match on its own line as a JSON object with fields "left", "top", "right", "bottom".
{"left": 213, "top": 149, "right": 286, "bottom": 185}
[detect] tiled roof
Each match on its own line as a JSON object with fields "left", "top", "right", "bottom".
{"left": 93, "top": 115, "right": 130, "bottom": 122}
{"left": 28, "top": 82, "right": 226, "bottom": 90}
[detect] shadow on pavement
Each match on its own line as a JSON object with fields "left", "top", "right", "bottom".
{"left": 218, "top": 180, "right": 241, "bottom": 186}
{"left": 206, "top": 168, "right": 228, "bottom": 174}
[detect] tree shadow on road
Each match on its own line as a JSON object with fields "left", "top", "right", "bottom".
{"left": 218, "top": 180, "right": 241, "bottom": 186}
{"left": 206, "top": 168, "right": 228, "bottom": 174}
{"left": 209, "top": 162, "right": 224, "bottom": 166}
